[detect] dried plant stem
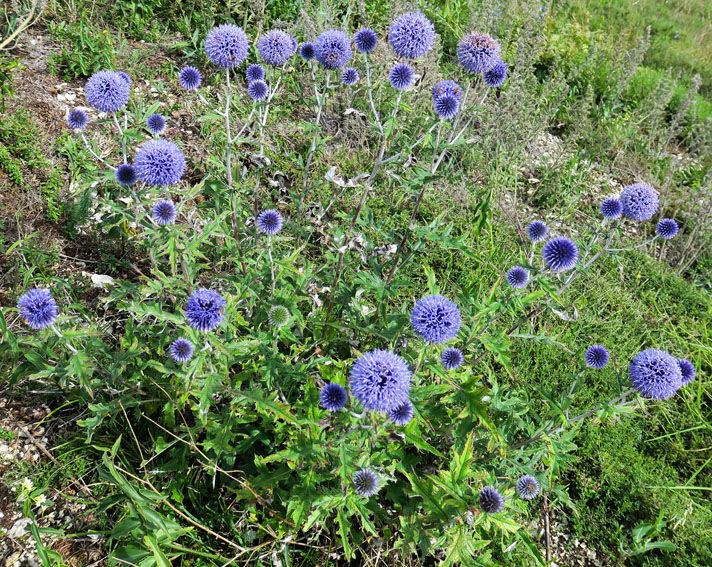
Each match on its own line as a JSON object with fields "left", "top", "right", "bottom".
{"left": 299, "top": 70, "right": 330, "bottom": 212}
{"left": 112, "top": 113, "right": 127, "bottom": 164}
{"left": 80, "top": 132, "right": 114, "bottom": 169}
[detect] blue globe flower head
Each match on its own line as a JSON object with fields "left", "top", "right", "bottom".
{"left": 441, "top": 347, "right": 464, "bottom": 370}
{"left": 600, "top": 197, "right": 622, "bottom": 220}
{"left": 432, "top": 79, "right": 462, "bottom": 102}
{"left": 341, "top": 66, "right": 360, "bottom": 86}
{"left": 115, "top": 163, "right": 138, "bottom": 186}
{"left": 349, "top": 349, "right": 411, "bottom": 412}
{"left": 170, "top": 338, "right": 194, "bottom": 363}
{"left": 247, "top": 79, "right": 269, "bottom": 101}
{"left": 320, "top": 382, "right": 348, "bottom": 411}
{"left": 620, "top": 182, "right": 659, "bottom": 221}
{"left": 146, "top": 113, "right": 166, "bottom": 136}
{"left": 458, "top": 32, "right": 501, "bottom": 74}
{"left": 205, "top": 24, "right": 249, "bottom": 68}
{"left": 315, "top": 30, "right": 352, "bottom": 70}
{"left": 17, "top": 289, "right": 59, "bottom": 330}
{"left": 677, "top": 359, "right": 695, "bottom": 386}
{"left": 67, "top": 109, "right": 88, "bottom": 130}
{"left": 584, "top": 345, "right": 609, "bottom": 369}
{"left": 246, "top": 63, "right": 265, "bottom": 82}
{"left": 85, "top": 70, "right": 130, "bottom": 113}
{"left": 186, "top": 288, "right": 226, "bottom": 332}
{"left": 526, "top": 220, "right": 548, "bottom": 242}
{"left": 411, "top": 295, "right": 462, "bottom": 344}
{"left": 135, "top": 139, "right": 186, "bottom": 186}
{"left": 483, "top": 59, "right": 507, "bottom": 87}
{"left": 629, "top": 348, "right": 682, "bottom": 399}
{"left": 479, "top": 486, "right": 504, "bottom": 513}
{"left": 516, "top": 475, "right": 540, "bottom": 501}
{"left": 299, "top": 42, "right": 316, "bottom": 60}
{"left": 389, "top": 11, "right": 436, "bottom": 59}
{"left": 656, "top": 218, "right": 679, "bottom": 239}
{"left": 258, "top": 30, "right": 297, "bottom": 66}
{"left": 117, "top": 72, "right": 132, "bottom": 86}
{"left": 354, "top": 28, "right": 378, "bottom": 53}
{"left": 388, "top": 400, "right": 415, "bottom": 425}
{"left": 542, "top": 237, "right": 579, "bottom": 272}
{"left": 506, "top": 266, "right": 529, "bottom": 288}
{"left": 153, "top": 200, "right": 177, "bottom": 225}
{"left": 389, "top": 62, "right": 414, "bottom": 90}
{"left": 353, "top": 468, "right": 379, "bottom": 497}
{"left": 179, "top": 66, "right": 202, "bottom": 90}
{"left": 434, "top": 93, "right": 460, "bottom": 120}
{"left": 256, "top": 209, "right": 283, "bottom": 235}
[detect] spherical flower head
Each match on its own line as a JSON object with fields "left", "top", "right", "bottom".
{"left": 354, "top": 28, "right": 378, "bottom": 53}
{"left": 600, "top": 197, "right": 622, "bottom": 220}
{"left": 67, "top": 109, "right": 88, "bottom": 130}
{"left": 205, "top": 24, "right": 249, "bottom": 68}
{"left": 620, "top": 182, "right": 659, "bottom": 221}
{"left": 389, "top": 11, "right": 436, "bottom": 60}
{"left": 656, "top": 218, "right": 679, "bottom": 239}
{"left": 17, "top": 289, "right": 58, "bottom": 330}
{"left": 320, "top": 382, "right": 348, "bottom": 411}
{"left": 179, "top": 66, "right": 202, "bottom": 90}
{"left": 349, "top": 349, "right": 411, "bottom": 412}
{"left": 246, "top": 63, "right": 265, "bottom": 82}
{"left": 506, "top": 266, "right": 529, "bottom": 288}
{"left": 441, "top": 347, "right": 464, "bottom": 370}
{"left": 388, "top": 400, "right": 414, "bottom": 425}
{"left": 134, "top": 139, "right": 185, "bottom": 186}
{"left": 389, "top": 62, "right": 414, "bottom": 90}
{"left": 299, "top": 42, "right": 315, "bottom": 61}
{"left": 185, "top": 288, "right": 226, "bottom": 332}
{"left": 257, "top": 30, "right": 297, "bottom": 66}
{"left": 434, "top": 93, "right": 460, "bottom": 120}
{"left": 115, "top": 163, "right": 138, "bottom": 186}
{"left": 516, "top": 475, "right": 540, "bottom": 501}
{"left": 677, "top": 359, "right": 695, "bottom": 386}
{"left": 341, "top": 66, "right": 360, "bottom": 86}
{"left": 315, "top": 30, "right": 352, "bottom": 70}
{"left": 256, "top": 209, "right": 283, "bottom": 235}
{"left": 457, "top": 32, "right": 501, "bottom": 74}
{"left": 85, "top": 70, "right": 130, "bottom": 113}
{"left": 584, "top": 345, "right": 609, "bottom": 369}
{"left": 117, "top": 72, "right": 132, "bottom": 86}
{"left": 170, "top": 338, "right": 194, "bottom": 363}
{"left": 479, "top": 486, "right": 504, "bottom": 513}
{"left": 542, "top": 237, "right": 579, "bottom": 272}
{"left": 483, "top": 59, "right": 507, "bottom": 87}
{"left": 629, "top": 348, "right": 682, "bottom": 399}
{"left": 353, "top": 468, "right": 379, "bottom": 497}
{"left": 247, "top": 79, "right": 268, "bottom": 101}
{"left": 146, "top": 113, "right": 166, "bottom": 136}
{"left": 411, "top": 295, "right": 461, "bottom": 344}
{"left": 526, "top": 220, "right": 548, "bottom": 242}
{"left": 268, "top": 305, "right": 290, "bottom": 328}
{"left": 152, "top": 200, "right": 177, "bottom": 225}
{"left": 432, "top": 79, "right": 462, "bottom": 102}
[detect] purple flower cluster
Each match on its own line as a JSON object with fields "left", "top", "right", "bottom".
{"left": 152, "top": 200, "right": 177, "bottom": 225}
{"left": 516, "top": 475, "right": 540, "bottom": 500}
{"left": 299, "top": 42, "right": 315, "bottom": 61}
{"left": 246, "top": 63, "right": 265, "bottom": 82}
{"left": 179, "top": 66, "right": 202, "bottom": 90}
{"left": 134, "top": 139, "right": 185, "bottom": 186}
{"left": 349, "top": 350, "right": 411, "bottom": 412}
{"left": 354, "top": 28, "right": 378, "bottom": 53}
{"left": 620, "top": 182, "right": 659, "bottom": 221}
{"left": 483, "top": 60, "right": 508, "bottom": 87}
{"left": 248, "top": 79, "right": 268, "bottom": 101}
{"left": 600, "top": 197, "right": 622, "bottom": 220}
{"left": 389, "top": 12, "right": 436, "bottom": 59}
{"left": 320, "top": 382, "right": 348, "bottom": 411}
{"left": 433, "top": 93, "right": 460, "bottom": 120}
{"left": 85, "top": 70, "right": 130, "bottom": 113}
{"left": 411, "top": 295, "right": 461, "bottom": 344}
{"left": 479, "top": 486, "right": 504, "bottom": 513}
{"left": 629, "top": 348, "right": 682, "bottom": 399}
{"left": 526, "top": 220, "right": 548, "bottom": 242}
{"left": 170, "top": 338, "right": 194, "bottom": 363}
{"left": 441, "top": 347, "right": 464, "bottom": 370}
{"left": 457, "top": 32, "right": 501, "bottom": 74}
{"left": 506, "top": 266, "right": 529, "bottom": 288}
{"left": 542, "top": 237, "right": 579, "bottom": 272}
{"left": 389, "top": 63, "right": 414, "bottom": 90}
{"left": 388, "top": 400, "right": 415, "bottom": 425}
{"left": 146, "top": 113, "right": 166, "bottom": 136}
{"left": 185, "top": 289, "right": 226, "bottom": 332}
{"left": 315, "top": 30, "right": 352, "bottom": 70}
{"left": 17, "top": 289, "right": 58, "bottom": 330}
{"left": 257, "top": 30, "right": 297, "bottom": 66}
{"left": 341, "top": 67, "right": 360, "bottom": 86}
{"left": 205, "top": 24, "right": 249, "bottom": 68}
{"left": 115, "top": 164, "right": 137, "bottom": 186}
{"left": 256, "top": 209, "right": 283, "bottom": 235}
{"left": 656, "top": 218, "right": 679, "bottom": 239}
{"left": 353, "top": 469, "right": 379, "bottom": 497}
{"left": 432, "top": 80, "right": 462, "bottom": 102}
{"left": 584, "top": 345, "right": 609, "bottom": 369}
{"left": 67, "top": 109, "right": 88, "bottom": 130}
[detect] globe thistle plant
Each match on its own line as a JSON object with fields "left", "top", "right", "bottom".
{"left": 542, "top": 237, "right": 579, "bottom": 272}
{"left": 17, "top": 289, "right": 59, "bottom": 330}
{"left": 353, "top": 469, "right": 379, "bottom": 497}
{"left": 320, "top": 382, "right": 348, "bottom": 411}
{"left": 388, "top": 400, "right": 415, "bottom": 425}
{"left": 67, "top": 109, "right": 88, "bottom": 130}
{"left": 433, "top": 93, "right": 460, "bottom": 120}
{"left": 341, "top": 67, "right": 359, "bottom": 86}
{"left": 656, "top": 218, "right": 679, "bottom": 239}
{"left": 257, "top": 30, "right": 297, "bottom": 66}
{"left": 354, "top": 28, "right": 378, "bottom": 53}
{"left": 146, "top": 113, "right": 166, "bottom": 136}
{"left": 170, "top": 338, "right": 194, "bottom": 363}
{"left": 247, "top": 79, "right": 268, "bottom": 101}
{"left": 246, "top": 64, "right": 266, "bottom": 82}
{"left": 85, "top": 70, "right": 130, "bottom": 113}
{"left": 516, "top": 475, "right": 540, "bottom": 500}
{"left": 115, "top": 164, "right": 138, "bottom": 186}
{"left": 179, "top": 66, "right": 202, "bottom": 90}
{"left": 185, "top": 289, "right": 226, "bottom": 332}
{"left": 389, "top": 12, "right": 436, "bottom": 59}
{"left": 314, "top": 30, "right": 352, "bottom": 70}
{"left": 526, "top": 220, "right": 548, "bottom": 242}
{"left": 483, "top": 60, "right": 507, "bottom": 88}
{"left": 134, "top": 139, "right": 185, "bottom": 186}
{"left": 152, "top": 200, "right": 178, "bottom": 225}
{"left": 205, "top": 24, "right": 249, "bottom": 68}
{"left": 432, "top": 80, "right": 462, "bottom": 102}
{"left": 506, "top": 266, "right": 529, "bottom": 288}
{"left": 600, "top": 197, "right": 622, "bottom": 220}
{"left": 117, "top": 71, "right": 132, "bottom": 86}
{"left": 629, "top": 348, "right": 683, "bottom": 399}
{"left": 584, "top": 345, "right": 609, "bottom": 369}
{"left": 479, "top": 486, "right": 504, "bottom": 513}
{"left": 457, "top": 32, "right": 501, "bottom": 73}
{"left": 299, "top": 42, "right": 315, "bottom": 61}
{"left": 389, "top": 63, "right": 414, "bottom": 90}
{"left": 441, "top": 347, "right": 464, "bottom": 370}
{"left": 677, "top": 359, "right": 695, "bottom": 386}
{"left": 349, "top": 350, "right": 411, "bottom": 412}
{"left": 411, "top": 295, "right": 462, "bottom": 344}
{"left": 256, "top": 209, "right": 283, "bottom": 235}
{"left": 267, "top": 305, "right": 290, "bottom": 328}
{"left": 620, "top": 182, "right": 659, "bottom": 221}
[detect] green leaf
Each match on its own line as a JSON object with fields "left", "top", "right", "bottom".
{"left": 516, "top": 529, "right": 546, "bottom": 565}
{"left": 337, "top": 508, "right": 353, "bottom": 560}
{"left": 144, "top": 534, "right": 171, "bottom": 567}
